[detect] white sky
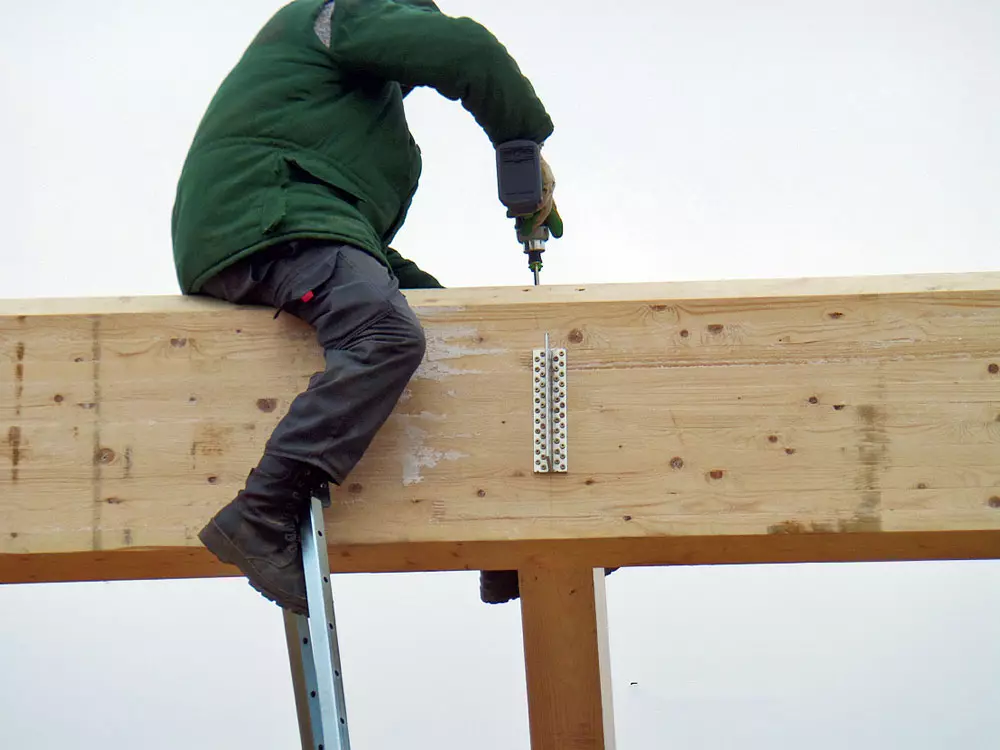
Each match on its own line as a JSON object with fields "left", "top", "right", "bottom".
{"left": 2, "top": 1, "right": 999, "bottom": 748}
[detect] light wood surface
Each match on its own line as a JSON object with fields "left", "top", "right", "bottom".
{"left": 519, "top": 565, "right": 615, "bottom": 750}
{"left": 3, "top": 273, "right": 1000, "bottom": 582}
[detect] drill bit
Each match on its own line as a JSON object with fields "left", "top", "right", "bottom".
{"left": 526, "top": 253, "right": 542, "bottom": 285}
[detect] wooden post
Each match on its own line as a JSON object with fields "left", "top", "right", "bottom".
{"left": 519, "top": 564, "right": 616, "bottom": 750}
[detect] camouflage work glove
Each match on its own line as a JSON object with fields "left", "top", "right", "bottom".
{"left": 516, "top": 155, "right": 563, "bottom": 240}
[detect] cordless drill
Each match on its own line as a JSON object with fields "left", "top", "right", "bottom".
{"left": 495, "top": 140, "right": 549, "bottom": 285}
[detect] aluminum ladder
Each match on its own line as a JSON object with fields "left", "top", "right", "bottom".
{"left": 282, "top": 492, "right": 351, "bottom": 750}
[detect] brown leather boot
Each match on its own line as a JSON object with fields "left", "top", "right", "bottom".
{"left": 199, "top": 455, "right": 329, "bottom": 616}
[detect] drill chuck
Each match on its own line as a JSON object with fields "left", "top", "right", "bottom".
{"left": 522, "top": 225, "right": 549, "bottom": 286}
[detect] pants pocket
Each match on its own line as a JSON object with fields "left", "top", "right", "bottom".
{"left": 299, "top": 248, "right": 403, "bottom": 350}
{"left": 271, "top": 248, "right": 341, "bottom": 313}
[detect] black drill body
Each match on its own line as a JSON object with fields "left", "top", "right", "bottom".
{"left": 495, "top": 140, "right": 548, "bottom": 285}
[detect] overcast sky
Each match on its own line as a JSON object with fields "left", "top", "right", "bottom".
{"left": 2, "top": 1, "right": 999, "bottom": 748}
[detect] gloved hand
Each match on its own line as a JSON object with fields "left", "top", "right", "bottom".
{"left": 384, "top": 247, "right": 443, "bottom": 289}
{"left": 515, "top": 155, "right": 563, "bottom": 240}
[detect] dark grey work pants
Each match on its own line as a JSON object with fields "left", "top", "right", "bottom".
{"left": 200, "top": 241, "right": 427, "bottom": 485}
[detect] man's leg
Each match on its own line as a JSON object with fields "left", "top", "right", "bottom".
{"left": 261, "top": 246, "right": 427, "bottom": 485}
{"left": 197, "top": 241, "right": 426, "bottom": 614}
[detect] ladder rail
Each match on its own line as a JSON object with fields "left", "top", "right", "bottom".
{"left": 283, "top": 609, "right": 318, "bottom": 750}
{"left": 287, "top": 493, "right": 352, "bottom": 750}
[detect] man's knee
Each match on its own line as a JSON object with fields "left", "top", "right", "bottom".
{"left": 394, "top": 303, "right": 427, "bottom": 372}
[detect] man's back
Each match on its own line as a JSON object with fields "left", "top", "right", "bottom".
{"left": 172, "top": 0, "right": 418, "bottom": 295}
{"left": 171, "top": 0, "right": 553, "bottom": 296}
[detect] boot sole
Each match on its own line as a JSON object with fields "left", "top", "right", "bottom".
{"left": 199, "top": 521, "right": 309, "bottom": 617}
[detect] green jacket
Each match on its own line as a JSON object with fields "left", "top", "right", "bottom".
{"left": 171, "top": 0, "right": 553, "bottom": 293}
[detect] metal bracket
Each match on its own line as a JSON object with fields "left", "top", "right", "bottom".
{"left": 533, "top": 333, "right": 568, "bottom": 473}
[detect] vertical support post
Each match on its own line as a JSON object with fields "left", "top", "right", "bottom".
{"left": 519, "top": 564, "right": 616, "bottom": 750}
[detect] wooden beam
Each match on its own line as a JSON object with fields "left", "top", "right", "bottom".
{"left": 3, "top": 531, "right": 998, "bottom": 585}
{"left": 519, "top": 565, "right": 615, "bottom": 750}
{"left": 3, "top": 272, "right": 1000, "bottom": 583}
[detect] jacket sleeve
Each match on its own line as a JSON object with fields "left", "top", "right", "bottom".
{"left": 326, "top": 0, "right": 554, "bottom": 145}
{"left": 385, "top": 247, "right": 444, "bottom": 289}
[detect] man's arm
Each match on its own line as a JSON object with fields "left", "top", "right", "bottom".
{"left": 385, "top": 247, "right": 444, "bottom": 289}
{"left": 326, "top": 0, "right": 554, "bottom": 146}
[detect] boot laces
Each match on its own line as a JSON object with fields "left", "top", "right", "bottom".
{"left": 280, "top": 506, "right": 301, "bottom": 544}
{"left": 284, "top": 472, "right": 329, "bottom": 544}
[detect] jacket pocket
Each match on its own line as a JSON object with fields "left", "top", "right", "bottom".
{"left": 260, "top": 187, "right": 287, "bottom": 234}
{"left": 283, "top": 153, "right": 389, "bottom": 233}
{"left": 285, "top": 154, "right": 362, "bottom": 206}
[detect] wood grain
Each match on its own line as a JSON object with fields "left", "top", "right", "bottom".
{"left": 520, "top": 565, "right": 615, "bottom": 750}
{"left": 2, "top": 272, "right": 1000, "bottom": 582}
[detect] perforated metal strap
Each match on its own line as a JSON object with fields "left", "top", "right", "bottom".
{"left": 533, "top": 334, "right": 568, "bottom": 473}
